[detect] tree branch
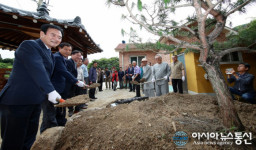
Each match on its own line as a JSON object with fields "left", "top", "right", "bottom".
{"left": 200, "top": 0, "right": 224, "bottom": 23}
{"left": 109, "top": 0, "right": 125, "bottom": 6}
{"left": 194, "top": 0, "right": 209, "bottom": 62}
{"left": 124, "top": 0, "right": 202, "bottom": 51}
{"left": 166, "top": 3, "right": 193, "bottom": 9}
{"left": 169, "top": 42, "right": 184, "bottom": 54}
{"left": 248, "top": 41, "right": 256, "bottom": 48}
{"left": 153, "top": 23, "right": 196, "bottom": 35}
{"left": 200, "top": 0, "right": 226, "bottom": 44}
{"left": 225, "top": 0, "right": 253, "bottom": 17}
{"left": 203, "top": 0, "right": 222, "bottom": 20}
{"left": 218, "top": 47, "right": 256, "bottom": 58}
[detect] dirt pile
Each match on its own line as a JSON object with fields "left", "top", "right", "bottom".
{"left": 31, "top": 127, "right": 64, "bottom": 150}
{"left": 52, "top": 93, "right": 255, "bottom": 150}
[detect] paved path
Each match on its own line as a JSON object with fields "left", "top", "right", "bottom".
{"left": 87, "top": 85, "right": 143, "bottom": 110}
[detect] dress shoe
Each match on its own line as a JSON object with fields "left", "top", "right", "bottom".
{"left": 68, "top": 111, "right": 73, "bottom": 117}
{"left": 81, "top": 105, "right": 88, "bottom": 109}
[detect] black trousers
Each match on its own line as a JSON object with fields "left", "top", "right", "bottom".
{"left": 84, "top": 77, "right": 89, "bottom": 94}
{"left": 129, "top": 79, "right": 133, "bottom": 91}
{"left": 1, "top": 104, "right": 41, "bottom": 150}
{"left": 55, "top": 92, "right": 67, "bottom": 126}
{"left": 98, "top": 80, "right": 103, "bottom": 91}
{"left": 172, "top": 79, "right": 183, "bottom": 94}
{"left": 69, "top": 86, "right": 83, "bottom": 112}
{"left": 135, "top": 76, "right": 141, "bottom": 97}
{"left": 40, "top": 100, "right": 58, "bottom": 133}
{"left": 89, "top": 82, "right": 96, "bottom": 98}
{"left": 133, "top": 84, "right": 136, "bottom": 92}
{"left": 124, "top": 78, "right": 128, "bottom": 88}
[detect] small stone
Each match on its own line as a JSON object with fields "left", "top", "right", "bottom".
{"left": 182, "top": 113, "right": 188, "bottom": 116}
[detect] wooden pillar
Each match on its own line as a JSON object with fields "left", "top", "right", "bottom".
{"left": 83, "top": 48, "right": 87, "bottom": 58}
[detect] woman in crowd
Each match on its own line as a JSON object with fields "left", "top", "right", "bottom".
{"left": 112, "top": 69, "right": 118, "bottom": 91}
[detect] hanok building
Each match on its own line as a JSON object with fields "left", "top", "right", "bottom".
{"left": 0, "top": 2, "right": 102, "bottom": 90}
{"left": 115, "top": 41, "right": 170, "bottom": 69}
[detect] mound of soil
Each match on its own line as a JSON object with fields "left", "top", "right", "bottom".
{"left": 52, "top": 93, "right": 255, "bottom": 150}
{"left": 31, "top": 127, "right": 64, "bottom": 150}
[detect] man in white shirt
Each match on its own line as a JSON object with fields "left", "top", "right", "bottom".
{"left": 81, "top": 58, "right": 89, "bottom": 94}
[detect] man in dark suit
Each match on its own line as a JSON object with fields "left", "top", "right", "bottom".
{"left": 0, "top": 24, "right": 63, "bottom": 150}
{"left": 64, "top": 50, "right": 83, "bottom": 117}
{"left": 128, "top": 63, "right": 134, "bottom": 92}
{"left": 118, "top": 67, "right": 125, "bottom": 89}
{"left": 40, "top": 43, "right": 85, "bottom": 133}
{"left": 97, "top": 68, "right": 104, "bottom": 91}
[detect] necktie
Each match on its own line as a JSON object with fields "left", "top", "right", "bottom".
{"left": 47, "top": 49, "right": 51, "bottom": 57}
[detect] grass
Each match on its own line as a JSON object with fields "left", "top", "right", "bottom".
{"left": 0, "top": 63, "right": 12, "bottom": 69}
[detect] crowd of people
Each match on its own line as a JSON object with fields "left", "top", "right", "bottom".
{"left": 91, "top": 54, "right": 186, "bottom": 98}
{"left": 0, "top": 23, "right": 255, "bottom": 150}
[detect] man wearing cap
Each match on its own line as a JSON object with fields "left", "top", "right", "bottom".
{"left": 141, "top": 58, "right": 155, "bottom": 97}
{"left": 152, "top": 54, "right": 171, "bottom": 96}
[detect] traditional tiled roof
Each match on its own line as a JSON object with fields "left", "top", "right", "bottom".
{"left": 0, "top": 2, "right": 102, "bottom": 55}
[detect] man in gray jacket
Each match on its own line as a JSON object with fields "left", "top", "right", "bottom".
{"left": 141, "top": 58, "right": 155, "bottom": 97}
{"left": 152, "top": 54, "right": 171, "bottom": 96}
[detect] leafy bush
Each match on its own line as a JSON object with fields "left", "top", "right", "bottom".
{"left": 1, "top": 58, "right": 14, "bottom": 64}
{"left": 88, "top": 57, "right": 119, "bottom": 71}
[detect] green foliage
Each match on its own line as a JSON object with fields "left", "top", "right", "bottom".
{"left": 1, "top": 58, "right": 14, "bottom": 64}
{"left": 158, "top": 31, "right": 163, "bottom": 36}
{"left": 0, "top": 58, "right": 14, "bottom": 68}
{"left": 0, "top": 63, "right": 12, "bottom": 69}
{"left": 126, "top": 45, "right": 129, "bottom": 50}
{"left": 137, "top": 0, "right": 142, "bottom": 11}
{"left": 88, "top": 57, "right": 119, "bottom": 71}
{"left": 121, "top": 28, "right": 126, "bottom": 37}
{"left": 163, "top": 0, "right": 171, "bottom": 8}
{"left": 140, "top": 15, "right": 146, "bottom": 22}
{"left": 135, "top": 41, "right": 177, "bottom": 52}
{"left": 149, "top": 25, "right": 153, "bottom": 31}
{"left": 214, "top": 19, "right": 256, "bottom": 50}
{"left": 121, "top": 14, "right": 126, "bottom": 20}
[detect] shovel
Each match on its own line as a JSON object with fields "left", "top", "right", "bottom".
{"left": 132, "top": 78, "right": 166, "bottom": 85}
{"left": 88, "top": 83, "right": 101, "bottom": 89}
{"left": 55, "top": 95, "right": 90, "bottom": 107}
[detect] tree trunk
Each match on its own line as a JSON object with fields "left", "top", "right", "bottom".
{"left": 202, "top": 61, "right": 244, "bottom": 130}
